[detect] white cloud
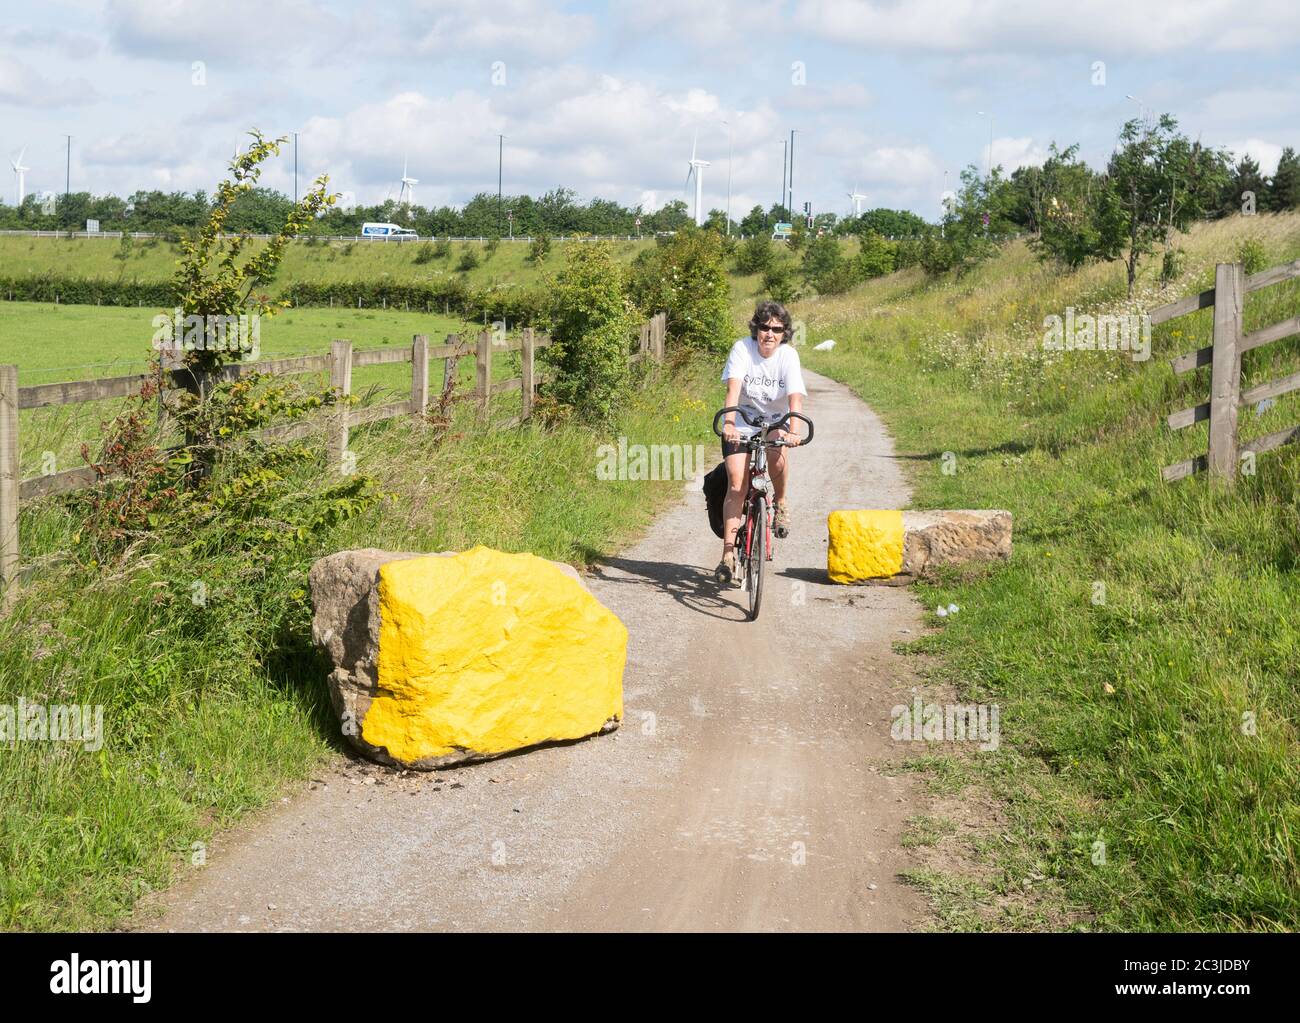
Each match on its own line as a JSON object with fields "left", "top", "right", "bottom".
{"left": 105, "top": 0, "right": 338, "bottom": 61}
{"left": 793, "top": 0, "right": 1300, "bottom": 55}
{"left": 1225, "top": 139, "right": 1284, "bottom": 176}
{"left": 858, "top": 145, "right": 942, "bottom": 186}
{"left": 0, "top": 55, "right": 98, "bottom": 108}
{"left": 617, "top": 0, "right": 784, "bottom": 48}
{"left": 990, "top": 136, "right": 1049, "bottom": 171}
{"left": 411, "top": 0, "right": 595, "bottom": 59}
{"left": 84, "top": 132, "right": 187, "bottom": 167}
{"left": 786, "top": 82, "right": 873, "bottom": 111}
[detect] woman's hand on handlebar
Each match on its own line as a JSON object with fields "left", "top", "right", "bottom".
{"left": 722, "top": 420, "right": 740, "bottom": 444}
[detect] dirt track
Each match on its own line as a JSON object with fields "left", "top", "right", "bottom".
{"left": 135, "top": 368, "right": 935, "bottom": 932}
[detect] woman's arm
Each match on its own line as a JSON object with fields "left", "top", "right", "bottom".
{"left": 723, "top": 377, "right": 743, "bottom": 441}
{"left": 786, "top": 391, "right": 804, "bottom": 446}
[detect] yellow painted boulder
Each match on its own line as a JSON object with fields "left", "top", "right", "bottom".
{"left": 309, "top": 546, "right": 626, "bottom": 768}
{"left": 827, "top": 509, "right": 1014, "bottom": 582}
{"left": 827, "top": 509, "right": 906, "bottom": 583}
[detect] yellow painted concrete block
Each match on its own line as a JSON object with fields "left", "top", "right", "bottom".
{"left": 364, "top": 546, "right": 626, "bottom": 765}
{"left": 827, "top": 509, "right": 905, "bottom": 583}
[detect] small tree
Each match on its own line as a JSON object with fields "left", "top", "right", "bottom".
{"left": 855, "top": 231, "right": 896, "bottom": 278}
{"left": 456, "top": 245, "right": 481, "bottom": 271}
{"left": 1030, "top": 143, "right": 1124, "bottom": 270}
{"left": 802, "top": 235, "right": 854, "bottom": 293}
{"left": 626, "top": 226, "right": 730, "bottom": 353}
{"left": 541, "top": 242, "right": 635, "bottom": 423}
{"left": 739, "top": 204, "right": 768, "bottom": 237}
{"left": 528, "top": 232, "right": 551, "bottom": 264}
{"left": 170, "top": 131, "right": 333, "bottom": 377}
{"left": 761, "top": 259, "right": 802, "bottom": 304}
{"left": 1221, "top": 153, "right": 1270, "bottom": 216}
{"left": 1106, "top": 115, "right": 1229, "bottom": 296}
{"left": 1269, "top": 148, "right": 1300, "bottom": 211}
{"left": 734, "top": 234, "right": 774, "bottom": 275}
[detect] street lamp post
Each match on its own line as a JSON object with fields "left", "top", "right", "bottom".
{"left": 942, "top": 168, "right": 949, "bottom": 237}
{"left": 780, "top": 139, "right": 788, "bottom": 222}
{"left": 497, "top": 134, "right": 505, "bottom": 236}
{"left": 977, "top": 111, "right": 993, "bottom": 180}
{"left": 722, "top": 119, "right": 733, "bottom": 237}
{"left": 788, "top": 129, "right": 799, "bottom": 215}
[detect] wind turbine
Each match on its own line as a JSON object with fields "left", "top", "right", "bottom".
{"left": 11, "top": 149, "right": 29, "bottom": 205}
{"left": 684, "top": 132, "right": 709, "bottom": 227}
{"left": 847, "top": 184, "right": 867, "bottom": 217}
{"left": 397, "top": 155, "right": 418, "bottom": 208}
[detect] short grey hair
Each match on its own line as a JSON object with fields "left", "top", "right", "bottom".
{"left": 748, "top": 300, "right": 793, "bottom": 343}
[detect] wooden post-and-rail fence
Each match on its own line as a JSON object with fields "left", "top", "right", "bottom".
{"left": 1155, "top": 260, "right": 1300, "bottom": 483}
{"left": 0, "top": 311, "right": 669, "bottom": 597}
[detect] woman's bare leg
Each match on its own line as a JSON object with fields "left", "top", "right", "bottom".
{"left": 722, "top": 451, "right": 750, "bottom": 555}
{"left": 769, "top": 434, "right": 790, "bottom": 506}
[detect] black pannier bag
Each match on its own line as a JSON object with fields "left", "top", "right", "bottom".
{"left": 703, "top": 461, "right": 728, "bottom": 539}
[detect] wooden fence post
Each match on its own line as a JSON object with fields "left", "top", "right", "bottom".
{"left": 411, "top": 334, "right": 429, "bottom": 420}
{"left": 521, "top": 327, "right": 535, "bottom": 420}
{"left": 1208, "top": 263, "right": 1244, "bottom": 483}
{"left": 158, "top": 342, "right": 182, "bottom": 426}
{"left": 476, "top": 330, "right": 491, "bottom": 421}
{"left": 442, "top": 333, "right": 459, "bottom": 402}
{"left": 0, "top": 364, "right": 19, "bottom": 602}
{"left": 639, "top": 322, "right": 650, "bottom": 359}
{"left": 329, "top": 339, "right": 352, "bottom": 471}
{"left": 653, "top": 312, "right": 666, "bottom": 362}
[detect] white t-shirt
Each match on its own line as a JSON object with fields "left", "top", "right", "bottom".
{"left": 720, "top": 337, "right": 807, "bottom": 437}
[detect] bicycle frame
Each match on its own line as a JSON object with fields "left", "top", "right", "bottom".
{"left": 739, "top": 430, "right": 776, "bottom": 564}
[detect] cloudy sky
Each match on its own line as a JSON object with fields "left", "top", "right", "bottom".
{"left": 2, "top": 0, "right": 1299, "bottom": 219}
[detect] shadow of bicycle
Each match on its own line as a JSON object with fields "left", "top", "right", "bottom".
{"left": 586, "top": 556, "right": 751, "bottom": 623}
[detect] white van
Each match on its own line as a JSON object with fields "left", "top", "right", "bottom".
{"left": 361, "top": 222, "right": 419, "bottom": 240}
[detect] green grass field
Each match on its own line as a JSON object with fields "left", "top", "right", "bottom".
{"left": 799, "top": 210, "right": 1300, "bottom": 931}
{"left": 0, "top": 234, "right": 652, "bottom": 293}
{"left": 0, "top": 302, "right": 544, "bottom": 479}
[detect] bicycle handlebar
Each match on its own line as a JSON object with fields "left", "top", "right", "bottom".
{"left": 711, "top": 406, "right": 814, "bottom": 447}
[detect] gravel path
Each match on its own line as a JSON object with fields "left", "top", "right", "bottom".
{"left": 134, "top": 368, "right": 934, "bottom": 932}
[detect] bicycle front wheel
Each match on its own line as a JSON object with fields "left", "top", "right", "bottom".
{"left": 748, "top": 495, "right": 765, "bottom": 620}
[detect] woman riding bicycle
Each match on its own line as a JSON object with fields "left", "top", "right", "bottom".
{"left": 716, "top": 299, "right": 807, "bottom": 585}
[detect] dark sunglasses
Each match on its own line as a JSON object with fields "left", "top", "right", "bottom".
{"left": 756, "top": 324, "right": 786, "bottom": 335}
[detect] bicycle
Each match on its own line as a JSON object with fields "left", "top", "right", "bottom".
{"left": 711, "top": 406, "right": 815, "bottom": 621}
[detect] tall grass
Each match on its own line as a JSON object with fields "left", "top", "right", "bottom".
{"left": 800, "top": 211, "right": 1300, "bottom": 931}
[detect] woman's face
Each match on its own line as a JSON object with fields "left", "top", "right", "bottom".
{"left": 755, "top": 318, "right": 785, "bottom": 356}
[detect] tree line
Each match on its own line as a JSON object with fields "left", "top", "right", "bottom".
{"left": 0, "top": 185, "right": 706, "bottom": 237}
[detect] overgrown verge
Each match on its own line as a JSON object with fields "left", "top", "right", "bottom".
{"left": 0, "top": 356, "right": 722, "bottom": 930}
{"left": 802, "top": 212, "right": 1300, "bottom": 931}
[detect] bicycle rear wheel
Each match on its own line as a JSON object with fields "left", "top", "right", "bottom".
{"left": 747, "top": 495, "right": 765, "bottom": 620}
